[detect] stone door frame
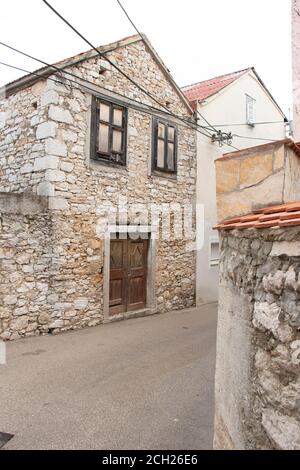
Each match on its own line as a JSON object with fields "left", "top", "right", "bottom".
{"left": 103, "top": 226, "right": 157, "bottom": 322}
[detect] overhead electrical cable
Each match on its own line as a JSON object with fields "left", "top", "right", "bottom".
{"left": 116, "top": 0, "right": 219, "bottom": 137}
{"left": 0, "top": 40, "right": 201, "bottom": 124}
{"left": 41, "top": 0, "right": 215, "bottom": 139}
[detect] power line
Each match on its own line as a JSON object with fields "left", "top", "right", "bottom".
{"left": 115, "top": 0, "right": 238, "bottom": 148}
{"left": 233, "top": 134, "right": 279, "bottom": 143}
{"left": 1, "top": 59, "right": 220, "bottom": 150}
{"left": 0, "top": 40, "right": 191, "bottom": 122}
{"left": 0, "top": 39, "right": 213, "bottom": 139}
{"left": 202, "top": 120, "right": 287, "bottom": 128}
{"left": 116, "top": 0, "right": 219, "bottom": 138}
{"left": 41, "top": 0, "right": 214, "bottom": 140}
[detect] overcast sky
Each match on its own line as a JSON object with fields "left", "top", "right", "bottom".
{"left": 0, "top": 0, "right": 293, "bottom": 117}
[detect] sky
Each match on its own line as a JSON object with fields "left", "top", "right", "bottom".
{"left": 0, "top": 0, "right": 293, "bottom": 117}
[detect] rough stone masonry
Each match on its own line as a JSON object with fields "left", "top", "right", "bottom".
{"left": 0, "top": 35, "right": 197, "bottom": 340}
{"left": 214, "top": 141, "right": 300, "bottom": 450}
{"left": 215, "top": 225, "right": 300, "bottom": 450}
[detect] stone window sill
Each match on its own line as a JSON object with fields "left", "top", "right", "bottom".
{"left": 150, "top": 170, "right": 178, "bottom": 181}
{"left": 89, "top": 158, "right": 128, "bottom": 173}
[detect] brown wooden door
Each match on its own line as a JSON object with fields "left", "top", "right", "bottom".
{"left": 109, "top": 237, "right": 148, "bottom": 316}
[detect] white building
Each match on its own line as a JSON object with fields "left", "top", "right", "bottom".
{"left": 182, "top": 67, "right": 287, "bottom": 304}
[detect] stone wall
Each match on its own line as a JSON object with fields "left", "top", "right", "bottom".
{"left": 215, "top": 140, "right": 300, "bottom": 222}
{"left": 214, "top": 227, "right": 300, "bottom": 450}
{"left": 293, "top": 0, "right": 300, "bottom": 142}
{"left": 0, "top": 37, "right": 197, "bottom": 339}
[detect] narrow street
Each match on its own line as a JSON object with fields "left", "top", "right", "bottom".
{"left": 0, "top": 305, "right": 217, "bottom": 450}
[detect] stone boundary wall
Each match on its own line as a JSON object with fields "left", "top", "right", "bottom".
{"left": 214, "top": 226, "right": 300, "bottom": 449}
{"left": 293, "top": 0, "right": 300, "bottom": 142}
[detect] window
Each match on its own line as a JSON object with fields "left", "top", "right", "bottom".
{"left": 246, "top": 94, "right": 256, "bottom": 126}
{"left": 91, "top": 97, "right": 127, "bottom": 165}
{"left": 152, "top": 118, "right": 177, "bottom": 173}
{"left": 210, "top": 240, "right": 220, "bottom": 267}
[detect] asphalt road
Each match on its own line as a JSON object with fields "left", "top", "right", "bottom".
{"left": 0, "top": 304, "right": 217, "bottom": 450}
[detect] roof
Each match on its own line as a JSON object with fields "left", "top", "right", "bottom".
{"left": 182, "top": 67, "right": 287, "bottom": 119}
{"left": 214, "top": 202, "right": 300, "bottom": 231}
{"left": 182, "top": 68, "right": 252, "bottom": 103}
{"left": 216, "top": 138, "right": 300, "bottom": 161}
{"left": 2, "top": 34, "right": 193, "bottom": 114}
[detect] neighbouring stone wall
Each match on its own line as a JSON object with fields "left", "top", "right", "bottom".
{"left": 293, "top": 0, "right": 300, "bottom": 142}
{"left": 214, "top": 227, "right": 300, "bottom": 450}
{"left": 215, "top": 141, "right": 300, "bottom": 223}
{"left": 0, "top": 38, "right": 197, "bottom": 339}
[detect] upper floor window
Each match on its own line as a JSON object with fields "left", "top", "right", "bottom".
{"left": 91, "top": 97, "right": 127, "bottom": 166}
{"left": 246, "top": 94, "right": 256, "bottom": 126}
{"left": 152, "top": 118, "right": 177, "bottom": 174}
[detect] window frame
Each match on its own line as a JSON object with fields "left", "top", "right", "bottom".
{"left": 90, "top": 96, "right": 128, "bottom": 167}
{"left": 246, "top": 94, "right": 256, "bottom": 126}
{"left": 209, "top": 239, "right": 220, "bottom": 268}
{"left": 152, "top": 118, "right": 178, "bottom": 174}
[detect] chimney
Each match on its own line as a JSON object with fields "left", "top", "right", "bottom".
{"left": 293, "top": 0, "right": 300, "bottom": 141}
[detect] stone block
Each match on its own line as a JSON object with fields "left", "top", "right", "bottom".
{"left": 3, "top": 295, "right": 17, "bottom": 306}
{"left": 74, "top": 298, "right": 89, "bottom": 310}
{"left": 34, "top": 156, "right": 59, "bottom": 172}
{"left": 45, "top": 139, "right": 68, "bottom": 157}
{"left": 271, "top": 241, "right": 300, "bottom": 257}
{"left": 41, "top": 90, "right": 59, "bottom": 107}
{"left": 20, "top": 163, "right": 33, "bottom": 174}
{"left": 36, "top": 121, "right": 57, "bottom": 140}
{"left": 45, "top": 169, "right": 66, "bottom": 182}
{"left": 262, "top": 409, "right": 300, "bottom": 450}
{"left": 60, "top": 162, "right": 74, "bottom": 173}
{"left": 48, "top": 197, "right": 70, "bottom": 211}
{"left": 49, "top": 105, "right": 73, "bottom": 124}
{"left": 11, "top": 316, "right": 29, "bottom": 331}
{"left": 37, "top": 181, "right": 55, "bottom": 197}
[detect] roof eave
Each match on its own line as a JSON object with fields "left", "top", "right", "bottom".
{"left": 2, "top": 34, "right": 142, "bottom": 98}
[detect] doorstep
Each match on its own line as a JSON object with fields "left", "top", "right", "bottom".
{"left": 104, "top": 307, "right": 159, "bottom": 324}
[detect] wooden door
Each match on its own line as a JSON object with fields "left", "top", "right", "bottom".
{"left": 109, "top": 237, "right": 148, "bottom": 316}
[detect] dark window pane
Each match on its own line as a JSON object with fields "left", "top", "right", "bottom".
{"left": 99, "top": 124, "right": 109, "bottom": 153}
{"left": 157, "top": 139, "right": 165, "bottom": 168}
{"left": 100, "top": 103, "right": 110, "bottom": 122}
{"left": 167, "top": 142, "right": 175, "bottom": 170}
{"left": 158, "top": 123, "right": 165, "bottom": 139}
{"left": 168, "top": 126, "right": 175, "bottom": 141}
{"left": 113, "top": 108, "right": 123, "bottom": 127}
{"left": 113, "top": 130, "right": 123, "bottom": 153}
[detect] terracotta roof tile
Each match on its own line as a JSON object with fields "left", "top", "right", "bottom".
{"left": 182, "top": 68, "right": 252, "bottom": 103}
{"left": 214, "top": 202, "right": 300, "bottom": 232}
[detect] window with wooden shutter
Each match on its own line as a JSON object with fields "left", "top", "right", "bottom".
{"left": 246, "top": 94, "right": 256, "bottom": 126}
{"left": 152, "top": 118, "right": 177, "bottom": 174}
{"left": 91, "top": 97, "right": 127, "bottom": 166}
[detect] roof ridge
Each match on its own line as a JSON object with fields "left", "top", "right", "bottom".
{"left": 181, "top": 67, "right": 252, "bottom": 91}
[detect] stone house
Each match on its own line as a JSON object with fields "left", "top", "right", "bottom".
{"left": 0, "top": 35, "right": 197, "bottom": 340}
{"left": 213, "top": 139, "right": 300, "bottom": 449}
{"left": 182, "top": 68, "right": 287, "bottom": 305}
